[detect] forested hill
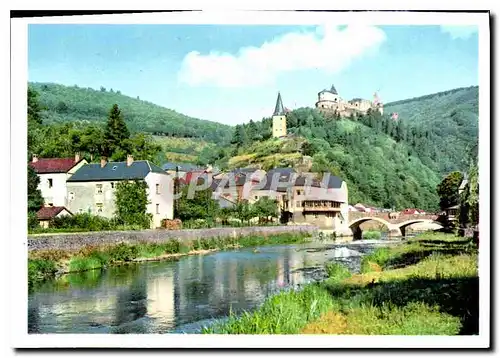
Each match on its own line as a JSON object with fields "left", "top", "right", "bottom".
{"left": 29, "top": 82, "right": 233, "bottom": 143}
{"left": 384, "top": 86, "right": 478, "bottom": 174}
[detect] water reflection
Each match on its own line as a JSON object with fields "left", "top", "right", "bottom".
{"left": 28, "top": 242, "right": 382, "bottom": 334}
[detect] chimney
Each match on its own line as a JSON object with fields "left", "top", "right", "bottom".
{"left": 127, "top": 154, "right": 134, "bottom": 167}
{"left": 100, "top": 157, "right": 107, "bottom": 168}
{"left": 75, "top": 152, "right": 81, "bottom": 163}
{"left": 32, "top": 154, "right": 38, "bottom": 163}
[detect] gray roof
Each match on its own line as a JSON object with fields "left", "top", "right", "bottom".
{"left": 162, "top": 162, "right": 201, "bottom": 172}
{"left": 68, "top": 160, "right": 166, "bottom": 182}
{"left": 273, "top": 92, "right": 285, "bottom": 116}
{"left": 319, "top": 84, "right": 338, "bottom": 95}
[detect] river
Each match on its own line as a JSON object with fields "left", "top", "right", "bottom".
{"left": 27, "top": 239, "right": 398, "bottom": 334}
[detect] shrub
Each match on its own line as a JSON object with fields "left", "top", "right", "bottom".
{"left": 362, "top": 230, "right": 382, "bottom": 240}
{"left": 28, "top": 211, "right": 39, "bottom": 229}
{"left": 51, "top": 213, "right": 114, "bottom": 231}
{"left": 29, "top": 249, "right": 71, "bottom": 262}
{"left": 325, "top": 262, "right": 351, "bottom": 282}
{"left": 106, "top": 242, "right": 139, "bottom": 262}
{"left": 28, "top": 259, "right": 57, "bottom": 283}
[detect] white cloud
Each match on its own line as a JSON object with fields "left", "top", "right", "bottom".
{"left": 440, "top": 25, "right": 478, "bottom": 40}
{"left": 178, "top": 24, "right": 386, "bottom": 88}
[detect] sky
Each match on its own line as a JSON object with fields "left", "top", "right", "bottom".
{"left": 28, "top": 24, "right": 478, "bottom": 125}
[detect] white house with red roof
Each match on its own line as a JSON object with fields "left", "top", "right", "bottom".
{"left": 29, "top": 153, "right": 88, "bottom": 208}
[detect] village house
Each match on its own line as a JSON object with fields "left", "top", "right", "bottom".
{"left": 66, "top": 155, "right": 173, "bottom": 229}
{"left": 211, "top": 167, "right": 350, "bottom": 235}
{"left": 161, "top": 162, "right": 202, "bottom": 177}
{"left": 29, "top": 153, "right": 88, "bottom": 207}
{"left": 36, "top": 206, "right": 73, "bottom": 228}
{"left": 291, "top": 173, "right": 350, "bottom": 236}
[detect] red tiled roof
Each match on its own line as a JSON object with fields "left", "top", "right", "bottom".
{"left": 36, "top": 206, "right": 72, "bottom": 220}
{"left": 29, "top": 158, "right": 80, "bottom": 174}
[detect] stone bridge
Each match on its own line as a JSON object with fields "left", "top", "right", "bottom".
{"left": 348, "top": 211, "right": 443, "bottom": 239}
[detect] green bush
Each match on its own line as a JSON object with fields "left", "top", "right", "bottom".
{"left": 28, "top": 259, "right": 57, "bottom": 284}
{"left": 51, "top": 213, "right": 114, "bottom": 231}
{"left": 325, "top": 262, "right": 351, "bottom": 282}
{"left": 28, "top": 211, "right": 39, "bottom": 229}
{"left": 362, "top": 230, "right": 382, "bottom": 240}
{"left": 106, "top": 242, "right": 139, "bottom": 262}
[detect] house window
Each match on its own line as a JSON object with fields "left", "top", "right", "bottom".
{"left": 296, "top": 201, "right": 301, "bottom": 207}
{"left": 96, "top": 203, "right": 103, "bottom": 213}
{"left": 69, "top": 192, "right": 75, "bottom": 201}
{"left": 296, "top": 190, "right": 302, "bottom": 195}
{"left": 156, "top": 184, "right": 160, "bottom": 194}
{"left": 156, "top": 204, "right": 160, "bottom": 214}
{"left": 48, "top": 178, "right": 53, "bottom": 188}
{"left": 96, "top": 184, "right": 103, "bottom": 194}
{"left": 48, "top": 203, "right": 53, "bottom": 207}
{"left": 254, "top": 196, "right": 258, "bottom": 200}
{"left": 111, "top": 182, "right": 114, "bottom": 189}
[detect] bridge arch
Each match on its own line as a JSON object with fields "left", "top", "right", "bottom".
{"left": 349, "top": 217, "right": 392, "bottom": 230}
{"left": 348, "top": 217, "right": 398, "bottom": 240}
{"left": 398, "top": 219, "right": 444, "bottom": 236}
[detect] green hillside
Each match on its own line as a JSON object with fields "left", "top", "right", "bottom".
{"left": 29, "top": 82, "right": 232, "bottom": 143}
{"left": 153, "top": 136, "right": 216, "bottom": 164}
{"left": 384, "top": 86, "right": 478, "bottom": 174}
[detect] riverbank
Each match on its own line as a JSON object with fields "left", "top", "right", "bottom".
{"left": 28, "top": 233, "right": 311, "bottom": 287}
{"left": 203, "top": 232, "right": 478, "bottom": 335}
{"left": 28, "top": 225, "right": 317, "bottom": 251}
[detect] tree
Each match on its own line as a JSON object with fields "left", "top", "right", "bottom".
{"left": 28, "top": 165, "right": 44, "bottom": 213}
{"left": 126, "top": 133, "right": 162, "bottom": 163}
{"left": 56, "top": 101, "right": 69, "bottom": 113}
{"left": 253, "top": 197, "right": 278, "bottom": 223}
{"left": 28, "top": 87, "right": 43, "bottom": 125}
{"left": 114, "top": 180, "right": 151, "bottom": 228}
{"left": 459, "top": 162, "right": 479, "bottom": 227}
{"left": 436, "top": 171, "right": 464, "bottom": 210}
{"left": 104, "top": 104, "right": 130, "bottom": 158}
{"left": 176, "top": 185, "right": 219, "bottom": 222}
{"left": 234, "top": 200, "right": 254, "bottom": 225}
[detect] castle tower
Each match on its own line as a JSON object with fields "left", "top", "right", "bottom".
{"left": 373, "top": 92, "right": 384, "bottom": 115}
{"left": 272, "top": 92, "right": 287, "bottom": 138}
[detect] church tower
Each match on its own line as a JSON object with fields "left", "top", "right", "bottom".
{"left": 272, "top": 92, "right": 287, "bottom": 138}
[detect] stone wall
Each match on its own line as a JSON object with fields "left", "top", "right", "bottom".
{"left": 28, "top": 225, "right": 318, "bottom": 252}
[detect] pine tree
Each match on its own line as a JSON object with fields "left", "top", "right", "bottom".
{"left": 104, "top": 104, "right": 130, "bottom": 158}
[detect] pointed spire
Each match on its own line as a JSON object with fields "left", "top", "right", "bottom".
{"left": 273, "top": 92, "right": 285, "bottom": 116}
{"left": 330, "top": 84, "right": 338, "bottom": 95}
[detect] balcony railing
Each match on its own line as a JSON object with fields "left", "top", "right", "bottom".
{"left": 303, "top": 201, "right": 341, "bottom": 212}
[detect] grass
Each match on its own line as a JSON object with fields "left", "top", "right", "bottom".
{"left": 324, "top": 262, "right": 351, "bottom": 282}
{"left": 202, "top": 284, "right": 335, "bottom": 334}
{"left": 203, "top": 232, "right": 478, "bottom": 335}
{"left": 28, "top": 233, "right": 310, "bottom": 287}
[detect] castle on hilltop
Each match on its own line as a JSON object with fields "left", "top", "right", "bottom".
{"left": 315, "top": 84, "right": 383, "bottom": 117}
{"left": 271, "top": 85, "right": 384, "bottom": 138}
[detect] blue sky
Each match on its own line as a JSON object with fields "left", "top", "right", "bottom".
{"left": 28, "top": 24, "right": 478, "bottom": 125}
